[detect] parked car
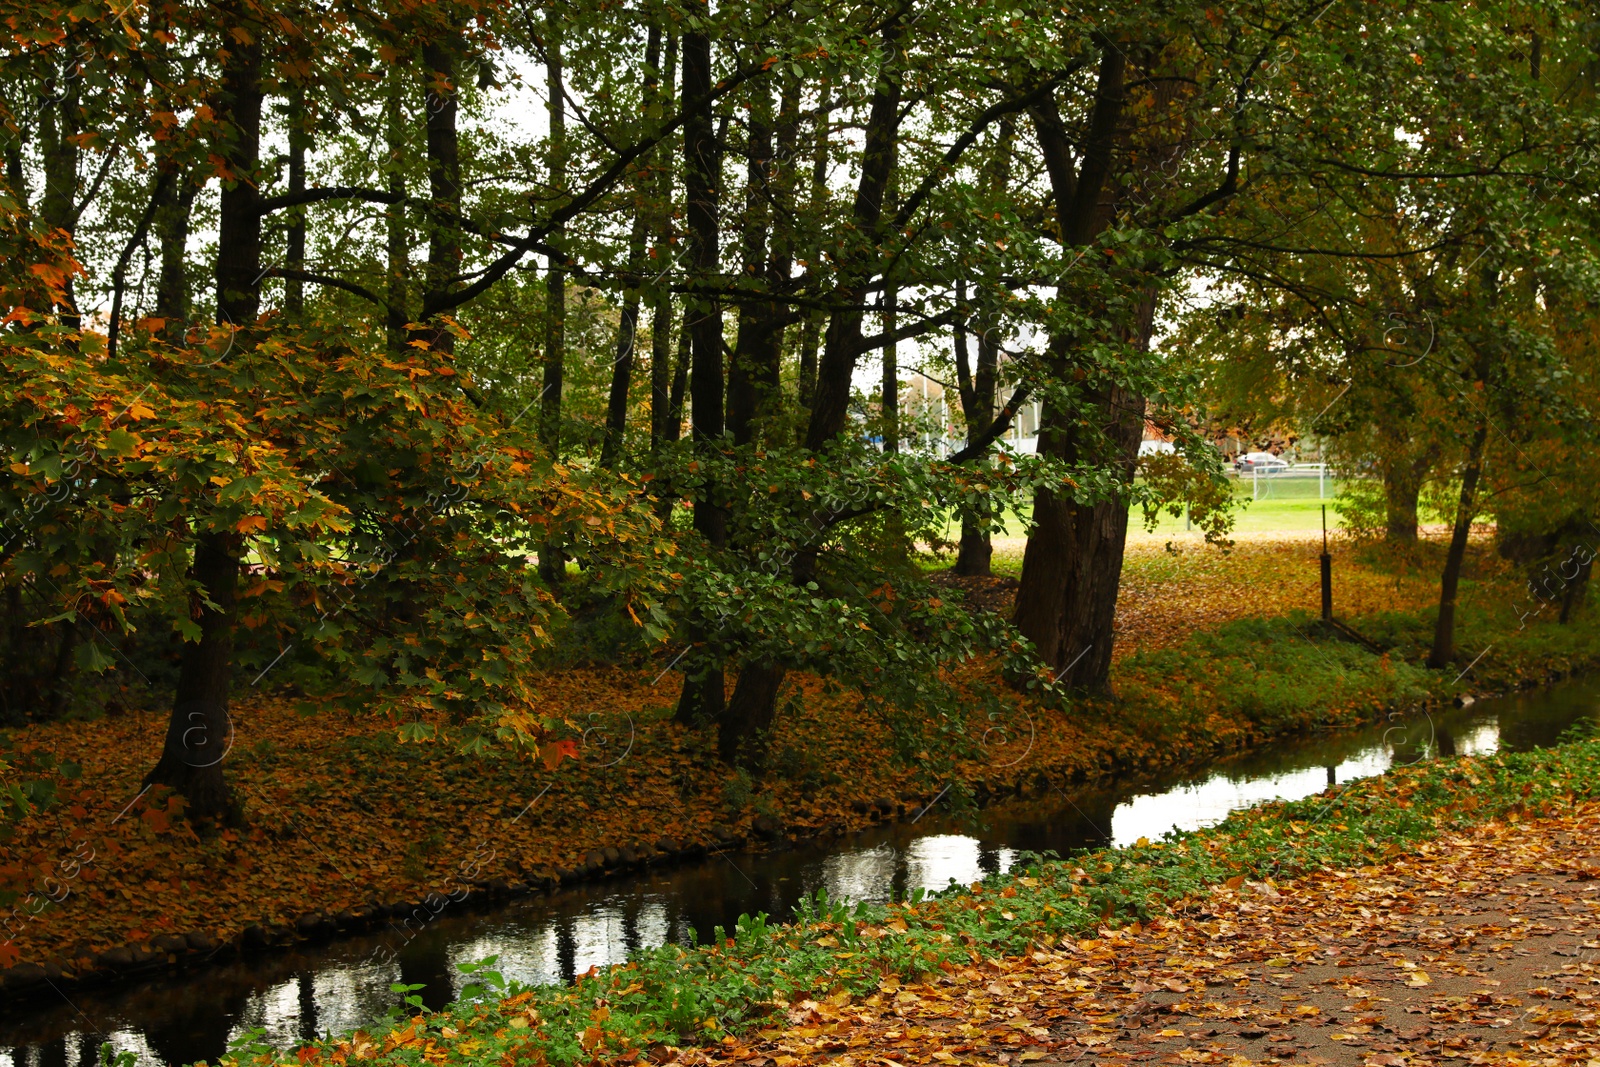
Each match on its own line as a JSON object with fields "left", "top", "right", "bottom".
{"left": 1235, "top": 451, "right": 1289, "bottom": 472}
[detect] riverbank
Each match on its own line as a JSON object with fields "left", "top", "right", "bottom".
{"left": 228, "top": 733, "right": 1600, "bottom": 1067}
{"left": 0, "top": 536, "right": 1595, "bottom": 999}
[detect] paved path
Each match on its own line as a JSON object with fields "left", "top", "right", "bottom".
{"left": 668, "top": 806, "right": 1600, "bottom": 1066}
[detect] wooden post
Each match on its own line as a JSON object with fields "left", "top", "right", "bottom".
{"left": 1320, "top": 504, "right": 1334, "bottom": 623}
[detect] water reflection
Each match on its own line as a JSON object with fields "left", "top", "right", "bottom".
{"left": 3, "top": 680, "right": 1595, "bottom": 1067}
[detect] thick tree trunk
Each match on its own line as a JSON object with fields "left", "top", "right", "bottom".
{"left": 675, "top": 17, "right": 727, "bottom": 727}
{"left": 384, "top": 75, "right": 410, "bottom": 351}
{"left": 1012, "top": 46, "right": 1146, "bottom": 693}
{"left": 1383, "top": 460, "right": 1421, "bottom": 543}
{"left": 420, "top": 38, "right": 461, "bottom": 355}
{"left": 1427, "top": 422, "right": 1489, "bottom": 669}
{"left": 1559, "top": 551, "right": 1592, "bottom": 624}
{"left": 144, "top": 533, "right": 241, "bottom": 822}
{"left": 154, "top": 171, "right": 198, "bottom": 342}
{"left": 148, "top": 8, "right": 261, "bottom": 822}
{"left": 38, "top": 80, "right": 80, "bottom": 332}
{"left": 955, "top": 519, "right": 993, "bottom": 576}
{"left": 1011, "top": 373, "right": 1146, "bottom": 690}
{"left": 718, "top": 663, "right": 783, "bottom": 766}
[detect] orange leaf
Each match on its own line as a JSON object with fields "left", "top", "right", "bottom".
{"left": 541, "top": 739, "right": 579, "bottom": 771}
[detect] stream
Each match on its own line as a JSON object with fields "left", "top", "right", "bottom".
{"left": 3, "top": 678, "right": 1596, "bottom": 1067}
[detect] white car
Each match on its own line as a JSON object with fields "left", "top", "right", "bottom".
{"left": 1235, "top": 451, "right": 1289, "bottom": 472}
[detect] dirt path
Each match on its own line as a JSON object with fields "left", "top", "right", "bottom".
{"left": 668, "top": 805, "right": 1600, "bottom": 1066}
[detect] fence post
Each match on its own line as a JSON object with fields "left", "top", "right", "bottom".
{"left": 1320, "top": 504, "right": 1334, "bottom": 623}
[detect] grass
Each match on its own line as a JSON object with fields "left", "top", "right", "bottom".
{"left": 938, "top": 476, "right": 1351, "bottom": 547}
{"left": 228, "top": 734, "right": 1600, "bottom": 1067}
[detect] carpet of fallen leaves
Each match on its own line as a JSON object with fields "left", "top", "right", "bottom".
{"left": 978, "top": 531, "right": 1501, "bottom": 662}
{"left": 1111, "top": 533, "right": 1464, "bottom": 661}
{"left": 0, "top": 534, "right": 1545, "bottom": 976}
{"left": 658, "top": 804, "right": 1600, "bottom": 1067}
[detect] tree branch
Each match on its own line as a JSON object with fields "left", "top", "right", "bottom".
{"left": 257, "top": 186, "right": 404, "bottom": 215}
{"left": 947, "top": 384, "right": 1032, "bottom": 463}
{"left": 261, "top": 267, "right": 400, "bottom": 317}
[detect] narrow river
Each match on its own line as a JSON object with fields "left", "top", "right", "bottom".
{"left": 3, "top": 679, "right": 1596, "bottom": 1067}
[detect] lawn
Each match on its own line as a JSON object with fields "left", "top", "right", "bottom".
{"left": 939, "top": 475, "right": 1351, "bottom": 552}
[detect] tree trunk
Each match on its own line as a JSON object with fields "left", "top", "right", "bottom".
{"left": 1559, "top": 550, "right": 1592, "bottom": 624}
{"left": 675, "top": 16, "right": 726, "bottom": 726}
{"left": 37, "top": 79, "right": 80, "bottom": 333}
{"left": 722, "top": 27, "right": 900, "bottom": 756}
{"left": 1011, "top": 371, "right": 1146, "bottom": 690}
{"left": 727, "top": 79, "right": 773, "bottom": 447}
{"left": 147, "top": 6, "right": 261, "bottom": 822}
{"left": 881, "top": 283, "right": 898, "bottom": 452}
{"left": 602, "top": 283, "right": 642, "bottom": 469}
{"left": 420, "top": 37, "right": 461, "bottom": 355}
{"left": 650, "top": 34, "right": 679, "bottom": 455}
{"left": 718, "top": 662, "right": 783, "bottom": 767}
{"left": 538, "top": 21, "right": 569, "bottom": 585}
{"left": 794, "top": 88, "right": 831, "bottom": 432}
{"left": 667, "top": 315, "right": 690, "bottom": 443}
{"left": 144, "top": 533, "right": 241, "bottom": 823}
{"left": 1012, "top": 46, "right": 1147, "bottom": 693}
{"left": 952, "top": 278, "right": 1002, "bottom": 576}
{"left": 650, "top": 298, "right": 674, "bottom": 450}
{"left": 804, "top": 23, "right": 900, "bottom": 450}
{"left": 1383, "top": 459, "right": 1421, "bottom": 543}
{"left": 1427, "top": 421, "right": 1489, "bottom": 669}
{"left": 952, "top": 122, "right": 1014, "bottom": 576}
{"left": 154, "top": 170, "right": 198, "bottom": 343}
{"left": 727, "top": 74, "right": 795, "bottom": 449}
{"left": 284, "top": 85, "right": 308, "bottom": 316}
{"left": 384, "top": 74, "right": 410, "bottom": 351}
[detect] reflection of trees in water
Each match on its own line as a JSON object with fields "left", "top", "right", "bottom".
{"left": 399, "top": 935, "right": 458, "bottom": 1013}
{"left": 142, "top": 979, "right": 254, "bottom": 1067}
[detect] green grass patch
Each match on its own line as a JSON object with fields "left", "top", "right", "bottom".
{"left": 1114, "top": 612, "right": 1438, "bottom": 737}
